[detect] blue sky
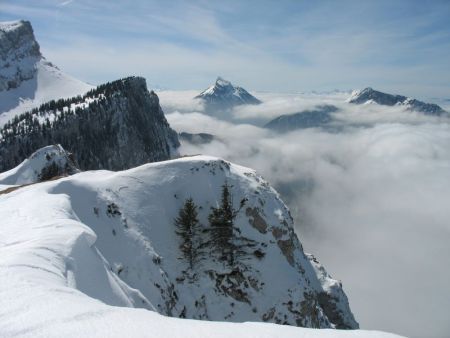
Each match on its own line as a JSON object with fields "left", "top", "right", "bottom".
{"left": 1, "top": 0, "right": 449, "bottom": 98}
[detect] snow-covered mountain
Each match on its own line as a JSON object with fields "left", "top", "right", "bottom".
{"left": 264, "top": 105, "right": 338, "bottom": 132}
{"left": 348, "top": 87, "right": 447, "bottom": 115}
{"left": 0, "top": 152, "right": 392, "bottom": 337}
{"left": 0, "top": 77, "right": 180, "bottom": 172}
{"left": 0, "top": 20, "right": 92, "bottom": 126}
{"left": 195, "top": 77, "right": 261, "bottom": 113}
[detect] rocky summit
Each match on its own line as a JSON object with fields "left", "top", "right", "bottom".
{"left": 195, "top": 77, "right": 261, "bottom": 112}
{"left": 348, "top": 87, "right": 447, "bottom": 115}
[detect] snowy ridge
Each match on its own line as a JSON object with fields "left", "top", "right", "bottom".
{"left": 0, "top": 154, "right": 404, "bottom": 337}
{"left": 0, "top": 20, "right": 92, "bottom": 126}
{"left": 0, "top": 144, "right": 78, "bottom": 187}
{"left": 348, "top": 87, "right": 447, "bottom": 115}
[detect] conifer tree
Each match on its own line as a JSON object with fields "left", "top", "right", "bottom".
{"left": 208, "top": 181, "right": 243, "bottom": 265}
{"left": 174, "top": 197, "right": 200, "bottom": 270}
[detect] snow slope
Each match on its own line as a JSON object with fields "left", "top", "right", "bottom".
{"left": 0, "top": 155, "right": 402, "bottom": 337}
{"left": 0, "top": 20, "right": 92, "bottom": 126}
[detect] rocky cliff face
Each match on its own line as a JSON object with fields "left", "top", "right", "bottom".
{"left": 0, "top": 20, "right": 41, "bottom": 91}
{"left": 0, "top": 77, "right": 180, "bottom": 172}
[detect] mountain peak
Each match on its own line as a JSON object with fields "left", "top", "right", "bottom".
{"left": 0, "top": 19, "right": 42, "bottom": 91}
{"left": 361, "top": 87, "right": 374, "bottom": 93}
{"left": 195, "top": 77, "right": 261, "bottom": 113}
{"left": 215, "top": 76, "right": 232, "bottom": 87}
{"left": 0, "top": 20, "right": 34, "bottom": 35}
{"left": 348, "top": 87, "right": 447, "bottom": 116}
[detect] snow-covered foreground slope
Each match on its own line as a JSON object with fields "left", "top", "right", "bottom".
{"left": 0, "top": 155, "right": 401, "bottom": 337}
{"left": 0, "top": 20, "right": 92, "bottom": 126}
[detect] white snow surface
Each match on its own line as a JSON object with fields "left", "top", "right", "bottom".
{"left": 0, "top": 59, "right": 93, "bottom": 127}
{"left": 0, "top": 155, "right": 402, "bottom": 337}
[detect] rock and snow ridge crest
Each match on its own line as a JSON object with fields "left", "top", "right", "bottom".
{"left": 0, "top": 144, "right": 79, "bottom": 186}
{"left": 348, "top": 87, "right": 447, "bottom": 115}
{"left": 0, "top": 152, "right": 363, "bottom": 334}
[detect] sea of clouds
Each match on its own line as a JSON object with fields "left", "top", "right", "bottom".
{"left": 159, "top": 90, "right": 450, "bottom": 338}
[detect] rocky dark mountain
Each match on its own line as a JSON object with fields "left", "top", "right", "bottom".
{"left": 195, "top": 77, "right": 261, "bottom": 112}
{"left": 348, "top": 87, "right": 447, "bottom": 115}
{"left": 264, "top": 105, "right": 338, "bottom": 132}
{"left": 0, "top": 76, "right": 179, "bottom": 172}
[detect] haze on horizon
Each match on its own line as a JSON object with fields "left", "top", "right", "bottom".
{"left": 1, "top": 0, "right": 450, "bottom": 100}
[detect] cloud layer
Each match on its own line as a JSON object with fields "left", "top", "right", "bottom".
{"left": 163, "top": 93, "right": 450, "bottom": 338}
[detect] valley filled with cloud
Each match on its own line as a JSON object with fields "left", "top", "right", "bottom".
{"left": 162, "top": 91, "right": 450, "bottom": 338}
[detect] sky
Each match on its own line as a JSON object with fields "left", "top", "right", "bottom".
{"left": 1, "top": 0, "right": 450, "bottom": 99}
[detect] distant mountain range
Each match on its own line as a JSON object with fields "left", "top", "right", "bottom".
{"left": 348, "top": 87, "right": 447, "bottom": 115}
{"left": 195, "top": 77, "right": 261, "bottom": 114}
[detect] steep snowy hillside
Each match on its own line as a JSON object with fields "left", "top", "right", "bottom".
{"left": 348, "top": 87, "right": 447, "bottom": 115}
{"left": 0, "top": 154, "right": 404, "bottom": 337}
{"left": 0, "top": 77, "right": 180, "bottom": 172}
{"left": 0, "top": 20, "right": 92, "bottom": 125}
{"left": 195, "top": 77, "right": 261, "bottom": 116}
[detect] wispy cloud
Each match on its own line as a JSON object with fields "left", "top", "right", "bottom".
{"left": 58, "top": 0, "right": 74, "bottom": 6}
{"left": 1, "top": 0, "right": 449, "bottom": 97}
